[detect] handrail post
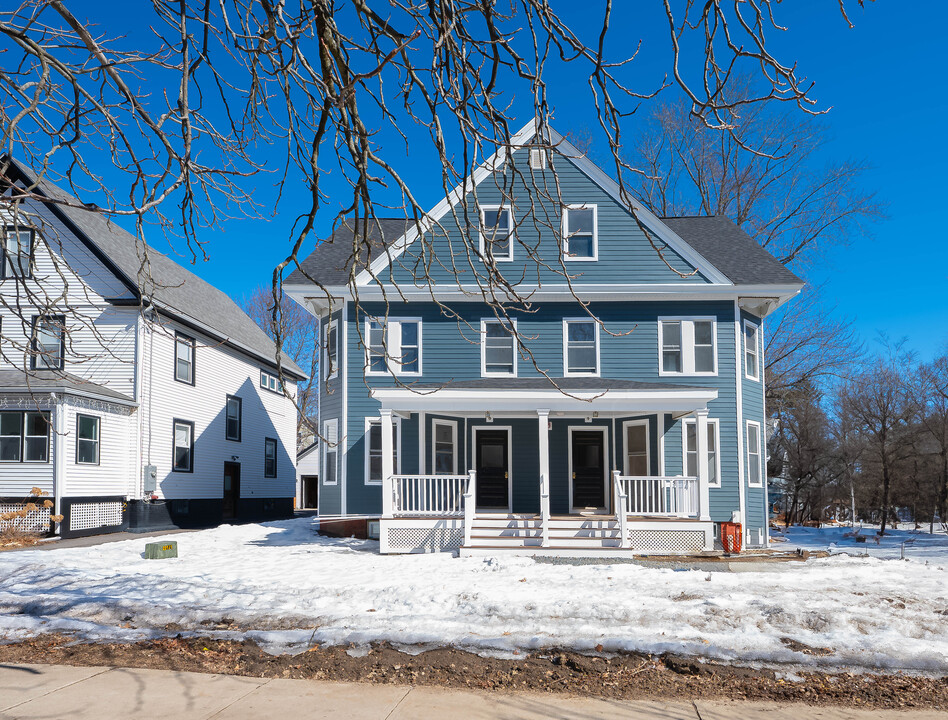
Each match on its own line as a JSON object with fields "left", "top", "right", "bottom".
{"left": 540, "top": 473, "right": 551, "bottom": 547}
{"left": 463, "top": 469, "right": 476, "bottom": 547}
{"left": 614, "top": 471, "right": 630, "bottom": 549}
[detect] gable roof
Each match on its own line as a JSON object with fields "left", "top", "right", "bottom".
{"left": 287, "top": 119, "right": 801, "bottom": 292}
{"left": 660, "top": 216, "right": 802, "bottom": 286}
{"left": 3, "top": 158, "right": 306, "bottom": 379}
{"left": 288, "top": 213, "right": 802, "bottom": 289}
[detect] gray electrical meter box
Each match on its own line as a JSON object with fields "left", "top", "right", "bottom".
{"left": 143, "top": 464, "right": 158, "bottom": 494}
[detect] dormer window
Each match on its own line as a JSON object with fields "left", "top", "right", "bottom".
{"left": 479, "top": 206, "right": 513, "bottom": 262}
{"left": 563, "top": 205, "right": 597, "bottom": 260}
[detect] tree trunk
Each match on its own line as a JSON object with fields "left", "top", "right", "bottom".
{"left": 878, "top": 456, "right": 892, "bottom": 537}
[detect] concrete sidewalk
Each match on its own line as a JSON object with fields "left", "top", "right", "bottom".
{"left": 0, "top": 663, "right": 942, "bottom": 720}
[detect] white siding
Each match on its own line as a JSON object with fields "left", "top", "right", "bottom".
{"left": 141, "top": 317, "right": 297, "bottom": 501}
{"left": 62, "top": 398, "right": 135, "bottom": 497}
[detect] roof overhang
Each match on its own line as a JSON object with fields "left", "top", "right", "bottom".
{"left": 371, "top": 385, "right": 717, "bottom": 414}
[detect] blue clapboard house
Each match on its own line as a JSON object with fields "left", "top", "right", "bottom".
{"left": 285, "top": 120, "right": 802, "bottom": 556}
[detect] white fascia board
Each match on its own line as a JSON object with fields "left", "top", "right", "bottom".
{"left": 371, "top": 386, "right": 717, "bottom": 414}
{"left": 355, "top": 119, "right": 541, "bottom": 285}
{"left": 547, "top": 128, "right": 732, "bottom": 286}
{"left": 299, "top": 283, "right": 802, "bottom": 307}
{"left": 283, "top": 284, "right": 344, "bottom": 318}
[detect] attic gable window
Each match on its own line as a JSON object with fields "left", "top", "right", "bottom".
{"left": 2, "top": 226, "right": 34, "bottom": 279}
{"left": 563, "top": 205, "right": 597, "bottom": 260}
{"left": 479, "top": 206, "right": 513, "bottom": 261}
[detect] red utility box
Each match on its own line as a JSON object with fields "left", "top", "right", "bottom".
{"left": 721, "top": 522, "right": 743, "bottom": 554}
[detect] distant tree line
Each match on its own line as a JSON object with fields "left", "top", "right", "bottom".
{"left": 769, "top": 345, "right": 948, "bottom": 535}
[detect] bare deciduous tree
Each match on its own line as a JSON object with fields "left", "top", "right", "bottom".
{"left": 242, "top": 286, "right": 319, "bottom": 447}
{"left": 0, "top": 1, "right": 869, "bottom": 429}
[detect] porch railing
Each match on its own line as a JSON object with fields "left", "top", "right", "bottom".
{"left": 391, "top": 473, "right": 471, "bottom": 517}
{"left": 616, "top": 475, "right": 700, "bottom": 518}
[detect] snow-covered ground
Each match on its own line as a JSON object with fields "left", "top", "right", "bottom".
{"left": 776, "top": 523, "right": 948, "bottom": 566}
{"left": 1, "top": 518, "right": 947, "bottom": 674}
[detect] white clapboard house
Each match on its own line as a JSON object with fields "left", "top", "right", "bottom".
{"left": 0, "top": 158, "right": 306, "bottom": 537}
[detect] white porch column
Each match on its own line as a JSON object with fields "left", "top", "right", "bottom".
{"left": 537, "top": 409, "right": 551, "bottom": 547}
{"left": 695, "top": 408, "right": 712, "bottom": 522}
{"left": 380, "top": 409, "right": 394, "bottom": 518}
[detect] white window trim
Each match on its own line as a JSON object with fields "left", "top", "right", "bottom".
{"left": 681, "top": 417, "right": 722, "bottom": 488}
{"left": 431, "top": 418, "right": 458, "bottom": 475}
{"left": 364, "top": 415, "right": 401, "bottom": 486}
{"left": 480, "top": 317, "right": 518, "bottom": 378}
{"left": 621, "top": 419, "right": 650, "bottom": 476}
{"left": 744, "top": 320, "right": 760, "bottom": 381}
{"left": 364, "top": 317, "right": 423, "bottom": 377}
{"left": 746, "top": 419, "right": 763, "bottom": 488}
{"left": 326, "top": 319, "right": 339, "bottom": 381}
{"left": 322, "top": 419, "right": 338, "bottom": 485}
{"left": 657, "top": 316, "right": 718, "bottom": 377}
{"left": 562, "top": 318, "right": 600, "bottom": 377}
{"left": 562, "top": 203, "right": 598, "bottom": 262}
{"left": 478, "top": 204, "right": 514, "bottom": 262}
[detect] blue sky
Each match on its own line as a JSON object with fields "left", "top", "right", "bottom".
{"left": 65, "top": 1, "right": 948, "bottom": 360}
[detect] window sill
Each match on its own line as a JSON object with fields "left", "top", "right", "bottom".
{"left": 658, "top": 371, "right": 718, "bottom": 378}
{"left": 563, "top": 256, "right": 598, "bottom": 262}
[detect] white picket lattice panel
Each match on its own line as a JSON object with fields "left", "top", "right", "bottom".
{"left": 0, "top": 503, "right": 51, "bottom": 533}
{"left": 69, "top": 501, "right": 123, "bottom": 532}
{"left": 628, "top": 529, "right": 705, "bottom": 553}
{"left": 387, "top": 526, "right": 463, "bottom": 553}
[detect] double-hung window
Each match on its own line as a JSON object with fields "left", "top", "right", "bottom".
{"left": 76, "top": 414, "right": 100, "bottom": 465}
{"left": 481, "top": 319, "right": 516, "bottom": 376}
{"left": 225, "top": 395, "right": 242, "bottom": 441}
{"left": 172, "top": 419, "right": 194, "bottom": 472}
{"left": 563, "top": 319, "right": 599, "bottom": 376}
{"left": 365, "top": 417, "right": 399, "bottom": 485}
{"left": 479, "top": 206, "right": 513, "bottom": 261}
{"left": 365, "top": 318, "right": 422, "bottom": 375}
{"left": 623, "top": 421, "right": 650, "bottom": 476}
{"left": 658, "top": 318, "right": 717, "bottom": 375}
{"left": 325, "top": 320, "right": 338, "bottom": 382}
{"left": 0, "top": 411, "right": 49, "bottom": 463}
{"left": 31, "top": 315, "right": 65, "bottom": 370}
{"left": 563, "top": 205, "right": 597, "bottom": 260}
{"left": 744, "top": 321, "right": 760, "bottom": 381}
{"left": 432, "top": 419, "right": 457, "bottom": 475}
{"left": 683, "top": 418, "right": 720, "bottom": 486}
{"left": 174, "top": 332, "right": 195, "bottom": 384}
{"left": 746, "top": 421, "right": 763, "bottom": 487}
{"left": 264, "top": 437, "right": 277, "bottom": 477}
{"left": 2, "top": 226, "right": 34, "bottom": 279}
{"left": 323, "top": 419, "right": 338, "bottom": 485}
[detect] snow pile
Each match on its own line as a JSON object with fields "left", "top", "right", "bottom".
{"left": 0, "top": 518, "right": 946, "bottom": 673}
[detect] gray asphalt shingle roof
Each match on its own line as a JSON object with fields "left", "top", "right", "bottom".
{"left": 287, "top": 214, "right": 802, "bottom": 289}
{"left": 0, "top": 369, "right": 136, "bottom": 404}
{"left": 660, "top": 215, "right": 803, "bottom": 286}
{"left": 7, "top": 159, "right": 305, "bottom": 379}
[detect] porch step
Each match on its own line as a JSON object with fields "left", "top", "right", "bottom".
{"left": 460, "top": 545, "right": 632, "bottom": 558}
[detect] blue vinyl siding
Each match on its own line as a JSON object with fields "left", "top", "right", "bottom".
{"left": 384, "top": 148, "right": 710, "bottom": 288}
{"left": 319, "top": 308, "right": 344, "bottom": 515}
{"left": 341, "top": 299, "right": 746, "bottom": 519}
{"left": 740, "top": 308, "right": 768, "bottom": 542}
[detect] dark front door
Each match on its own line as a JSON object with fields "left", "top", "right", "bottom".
{"left": 571, "top": 430, "right": 605, "bottom": 511}
{"left": 223, "top": 462, "right": 241, "bottom": 520}
{"left": 475, "top": 429, "right": 509, "bottom": 510}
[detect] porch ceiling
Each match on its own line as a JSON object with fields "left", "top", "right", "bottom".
{"left": 371, "top": 377, "right": 717, "bottom": 414}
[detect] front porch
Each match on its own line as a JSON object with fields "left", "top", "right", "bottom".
{"left": 373, "top": 379, "right": 718, "bottom": 555}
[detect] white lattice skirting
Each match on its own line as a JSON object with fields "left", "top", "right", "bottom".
{"left": 386, "top": 525, "right": 464, "bottom": 553}
{"left": 0, "top": 503, "right": 51, "bottom": 533}
{"left": 629, "top": 529, "right": 706, "bottom": 553}
{"left": 69, "top": 501, "right": 124, "bottom": 532}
